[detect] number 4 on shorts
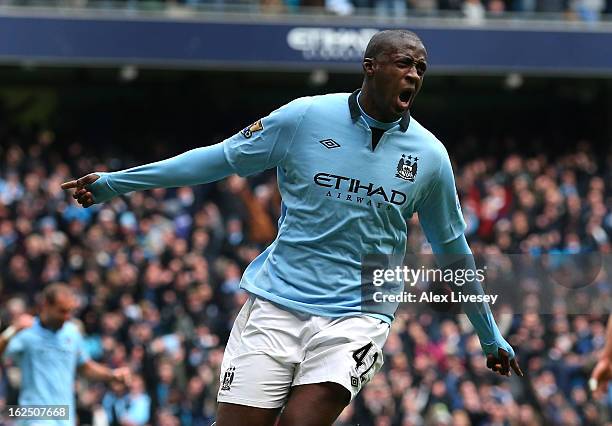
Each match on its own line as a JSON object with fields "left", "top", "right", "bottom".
{"left": 352, "top": 342, "right": 379, "bottom": 383}
{"left": 352, "top": 342, "right": 373, "bottom": 368}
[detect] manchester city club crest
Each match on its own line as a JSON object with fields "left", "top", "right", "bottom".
{"left": 395, "top": 154, "right": 418, "bottom": 182}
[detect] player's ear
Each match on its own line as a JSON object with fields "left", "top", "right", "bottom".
{"left": 363, "top": 57, "right": 375, "bottom": 76}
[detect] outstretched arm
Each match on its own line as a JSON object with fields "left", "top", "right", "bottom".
{"left": 61, "top": 97, "right": 312, "bottom": 207}
{"left": 431, "top": 234, "right": 523, "bottom": 377}
{"left": 61, "top": 143, "right": 231, "bottom": 207}
{"left": 79, "top": 360, "right": 131, "bottom": 384}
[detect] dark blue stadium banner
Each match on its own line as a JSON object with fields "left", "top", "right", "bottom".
{"left": 2, "top": 10, "right": 612, "bottom": 74}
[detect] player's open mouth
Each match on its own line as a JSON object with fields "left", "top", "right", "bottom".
{"left": 398, "top": 90, "right": 413, "bottom": 109}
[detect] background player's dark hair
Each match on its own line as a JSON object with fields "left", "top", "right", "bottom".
{"left": 43, "top": 283, "right": 73, "bottom": 305}
{"left": 364, "top": 30, "right": 423, "bottom": 60}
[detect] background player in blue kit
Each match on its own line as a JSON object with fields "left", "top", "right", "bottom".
{"left": 0, "top": 283, "right": 132, "bottom": 426}
{"left": 61, "top": 30, "right": 522, "bottom": 426}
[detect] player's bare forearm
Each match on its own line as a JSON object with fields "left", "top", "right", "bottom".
{"left": 0, "top": 335, "right": 11, "bottom": 357}
{"left": 79, "top": 360, "right": 133, "bottom": 385}
{"left": 79, "top": 360, "right": 115, "bottom": 381}
{"left": 0, "top": 327, "right": 17, "bottom": 357}
{"left": 80, "top": 361, "right": 132, "bottom": 384}
{"left": 0, "top": 328, "right": 19, "bottom": 357}
{"left": 0, "top": 315, "right": 34, "bottom": 358}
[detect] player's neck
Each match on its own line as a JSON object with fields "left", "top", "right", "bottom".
{"left": 39, "top": 315, "right": 60, "bottom": 331}
{"left": 357, "top": 93, "right": 400, "bottom": 130}
{"left": 359, "top": 86, "right": 402, "bottom": 123}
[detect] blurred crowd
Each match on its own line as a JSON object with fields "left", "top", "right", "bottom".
{"left": 3, "top": 0, "right": 612, "bottom": 23}
{"left": 294, "top": 0, "right": 612, "bottom": 23}
{"left": 0, "top": 130, "right": 610, "bottom": 426}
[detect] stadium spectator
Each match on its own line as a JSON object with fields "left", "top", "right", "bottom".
{"left": 102, "top": 374, "right": 151, "bottom": 425}
{"left": 3, "top": 0, "right": 606, "bottom": 22}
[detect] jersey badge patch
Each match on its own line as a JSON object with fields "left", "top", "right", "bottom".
{"left": 241, "top": 120, "right": 264, "bottom": 139}
{"left": 396, "top": 154, "right": 418, "bottom": 182}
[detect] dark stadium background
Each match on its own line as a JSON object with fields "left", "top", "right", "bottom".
{"left": 0, "top": 7, "right": 611, "bottom": 426}
{"left": 2, "top": 67, "right": 611, "bottom": 157}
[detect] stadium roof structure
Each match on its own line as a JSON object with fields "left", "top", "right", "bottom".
{"left": 1, "top": 6, "right": 612, "bottom": 75}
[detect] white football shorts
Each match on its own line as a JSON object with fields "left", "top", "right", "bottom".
{"left": 217, "top": 294, "right": 390, "bottom": 409}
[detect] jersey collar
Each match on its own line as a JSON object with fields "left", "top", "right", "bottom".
{"left": 348, "top": 89, "right": 410, "bottom": 132}
{"left": 35, "top": 316, "right": 65, "bottom": 334}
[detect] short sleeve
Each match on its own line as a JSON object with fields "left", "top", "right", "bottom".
{"left": 76, "top": 333, "right": 90, "bottom": 366}
{"left": 223, "top": 97, "right": 311, "bottom": 177}
{"left": 418, "top": 148, "right": 466, "bottom": 244}
{"left": 4, "top": 332, "right": 27, "bottom": 362}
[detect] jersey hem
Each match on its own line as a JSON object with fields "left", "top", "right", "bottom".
{"left": 240, "top": 283, "right": 392, "bottom": 324}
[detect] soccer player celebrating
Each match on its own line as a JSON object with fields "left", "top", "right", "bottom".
{"left": 0, "top": 284, "right": 131, "bottom": 426}
{"left": 62, "top": 30, "right": 522, "bottom": 426}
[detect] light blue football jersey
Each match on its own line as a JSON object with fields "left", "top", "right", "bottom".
{"left": 4, "top": 318, "right": 90, "bottom": 426}
{"left": 88, "top": 90, "right": 466, "bottom": 323}
{"left": 87, "top": 90, "right": 509, "bottom": 347}
{"left": 223, "top": 90, "right": 466, "bottom": 321}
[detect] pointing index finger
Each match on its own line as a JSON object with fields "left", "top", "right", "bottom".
{"left": 510, "top": 358, "right": 524, "bottom": 377}
{"left": 60, "top": 180, "right": 77, "bottom": 190}
{"left": 77, "top": 173, "right": 100, "bottom": 189}
{"left": 500, "top": 350, "right": 510, "bottom": 376}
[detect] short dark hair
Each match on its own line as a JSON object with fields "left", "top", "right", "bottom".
{"left": 364, "top": 30, "right": 422, "bottom": 60}
{"left": 43, "top": 283, "right": 73, "bottom": 305}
